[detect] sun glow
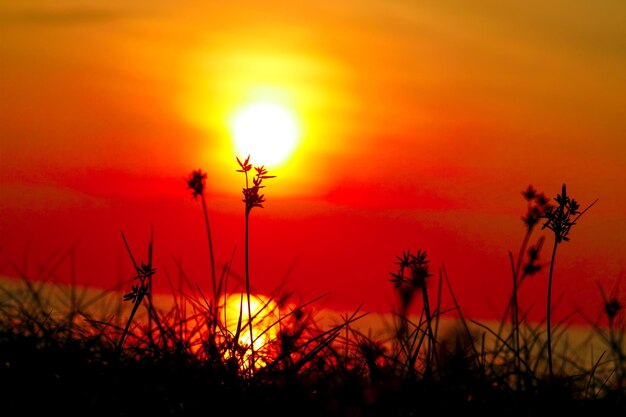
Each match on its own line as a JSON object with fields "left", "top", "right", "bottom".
{"left": 181, "top": 47, "right": 346, "bottom": 195}
{"left": 223, "top": 293, "right": 279, "bottom": 356}
{"left": 231, "top": 102, "right": 299, "bottom": 168}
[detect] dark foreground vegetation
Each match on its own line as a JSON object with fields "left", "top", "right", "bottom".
{"left": 1, "top": 160, "right": 624, "bottom": 416}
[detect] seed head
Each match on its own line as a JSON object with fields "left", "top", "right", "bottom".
{"left": 542, "top": 184, "right": 582, "bottom": 243}
{"left": 237, "top": 157, "right": 275, "bottom": 214}
{"left": 521, "top": 185, "right": 552, "bottom": 231}
{"left": 389, "top": 249, "right": 432, "bottom": 290}
{"left": 123, "top": 282, "right": 149, "bottom": 303}
{"left": 135, "top": 262, "right": 156, "bottom": 280}
{"left": 605, "top": 299, "right": 622, "bottom": 321}
{"left": 187, "top": 169, "right": 207, "bottom": 199}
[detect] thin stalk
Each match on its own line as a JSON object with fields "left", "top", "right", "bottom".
{"left": 244, "top": 171, "right": 255, "bottom": 374}
{"left": 433, "top": 270, "right": 443, "bottom": 343}
{"left": 421, "top": 283, "right": 435, "bottom": 379}
{"left": 147, "top": 299, "right": 166, "bottom": 347}
{"left": 442, "top": 264, "right": 482, "bottom": 372}
{"left": 509, "top": 251, "right": 521, "bottom": 390}
{"left": 147, "top": 231, "right": 153, "bottom": 346}
{"left": 117, "top": 294, "right": 143, "bottom": 352}
{"left": 69, "top": 248, "right": 77, "bottom": 336}
{"left": 201, "top": 193, "right": 217, "bottom": 303}
{"left": 397, "top": 304, "right": 412, "bottom": 372}
{"left": 497, "top": 229, "right": 532, "bottom": 343}
{"left": 515, "top": 230, "right": 532, "bottom": 285}
{"left": 547, "top": 238, "right": 558, "bottom": 382}
{"left": 223, "top": 247, "right": 236, "bottom": 337}
{"left": 608, "top": 318, "right": 626, "bottom": 389}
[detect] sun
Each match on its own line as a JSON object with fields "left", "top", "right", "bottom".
{"left": 222, "top": 293, "right": 280, "bottom": 369}
{"left": 231, "top": 102, "right": 299, "bottom": 168}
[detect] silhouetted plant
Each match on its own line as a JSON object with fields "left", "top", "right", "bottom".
{"left": 187, "top": 169, "right": 218, "bottom": 305}
{"left": 237, "top": 155, "right": 275, "bottom": 373}
{"left": 389, "top": 248, "right": 436, "bottom": 377}
{"left": 507, "top": 185, "right": 550, "bottom": 388}
{"left": 117, "top": 232, "right": 157, "bottom": 352}
{"left": 599, "top": 283, "right": 625, "bottom": 390}
{"left": 542, "top": 184, "right": 597, "bottom": 381}
{"left": 3, "top": 173, "right": 625, "bottom": 415}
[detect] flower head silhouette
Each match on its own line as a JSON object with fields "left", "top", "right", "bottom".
{"left": 238, "top": 157, "right": 275, "bottom": 215}
{"left": 521, "top": 185, "right": 552, "bottom": 231}
{"left": 541, "top": 184, "right": 581, "bottom": 243}
{"left": 187, "top": 169, "right": 207, "bottom": 199}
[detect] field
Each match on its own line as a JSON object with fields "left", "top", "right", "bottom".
{"left": 1, "top": 167, "right": 624, "bottom": 416}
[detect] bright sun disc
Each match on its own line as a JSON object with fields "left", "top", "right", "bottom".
{"left": 231, "top": 103, "right": 299, "bottom": 167}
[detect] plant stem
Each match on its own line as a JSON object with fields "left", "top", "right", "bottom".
{"left": 421, "top": 283, "right": 435, "bottom": 379}
{"left": 510, "top": 227, "right": 532, "bottom": 390}
{"left": 547, "top": 238, "right": 558, "bottom": 383}
{"left": 243, "top": 167, "right": 255, "bottom": 374}
{"left": 201, "top": 194, "right": 217, "bottom": 303}
{"left": 146, "top": 294, "right": 168, "bottom": 349}
{"left": 245, "top": 210, "right": 255, "bottom": 374}
{"left": 117, "top": 294, "right": 143, "bottom": 353}
{"left": 509, "top": 251, "right": 521, "bottom": 390}
{"left": 608, "top": 318, "right": 626, "bottom": 389}
{"left": 515, "top": 229, "right": 532, "bottom": 280}
{"left": 496, "top": 229, "right": 532, "bottom": 353}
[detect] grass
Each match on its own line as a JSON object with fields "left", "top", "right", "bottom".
{"left": 0, "top": 160, "right": 624, "bottom": 416}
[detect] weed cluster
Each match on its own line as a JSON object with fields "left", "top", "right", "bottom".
{"left": 0, "top": 160, "right": 623, "bottom": 416}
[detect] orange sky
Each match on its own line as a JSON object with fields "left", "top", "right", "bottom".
{"left": 1, "top": 0, "right": 625, "bottom": 322}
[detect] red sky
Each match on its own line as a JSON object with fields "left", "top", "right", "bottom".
{"left": 1, "top": 0, "right": 625, "bottom": 323}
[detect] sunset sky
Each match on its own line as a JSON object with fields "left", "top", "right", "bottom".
{"left": 1, "top": 0, "right": 625, "bottom": 322}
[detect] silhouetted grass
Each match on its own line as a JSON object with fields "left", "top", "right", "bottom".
{"left": 0, "top": 163, "right": 624, "bottom": 416}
